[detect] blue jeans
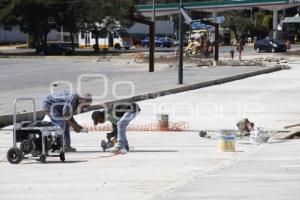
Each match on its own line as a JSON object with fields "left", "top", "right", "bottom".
{"left": 51, "top": 118, "right": 71, "bottom": 147}
{"left": 116, "top": 112, "right": 137, "bottom": 148}
{"left": 43, "top": 103, "right": 71, "bottom": 147}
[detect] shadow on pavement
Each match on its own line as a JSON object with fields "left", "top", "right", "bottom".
{"left": 22, "top": 160, "right": 87, "bottom": 164}
{"left": 76, "top": 150, "right": 178, "bottom": 153}
{"left": 130, "top": 150, "right": 178, "bottom": 153}
{"left": 73, "top": 150, "right": 103, "bottom": 154}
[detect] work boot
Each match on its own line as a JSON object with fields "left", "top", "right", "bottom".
{"left": 109, "top": 145, "right": 127, "bottom": 154}
{"left": 124, "top": 140, "right": 130, "bottom": 151}
{"left": 106, "top": 141, "right": 114, "bottom": 149}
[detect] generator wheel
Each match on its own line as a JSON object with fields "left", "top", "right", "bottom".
{"left": 101, "top": 140, "right": 107, "bottom": 152}
{"left": 59, "top": 152, "right": 65, "bottom": 162}
{"left": 40, "top": 155, "right": 46, "bottom": 163}
{"left": 7, "top": 147, "right": 23, "bottom": 164}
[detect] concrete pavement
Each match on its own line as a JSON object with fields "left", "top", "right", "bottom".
{"left": 160, "top": 139, "right": 300, "bottom": 200}
{"left": 1, "top": 55, "right": 300, "bottom": 200}
{"left": 0, "top": 131, "right": 256, "bottom": 200}
{"left": 1, "top": 130, "right": 299, "bottom": 200}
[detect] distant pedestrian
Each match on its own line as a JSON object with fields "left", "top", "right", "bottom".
{"left": 247, "top": 37, "right": 252, "bottom": 44}
{"left": 230, "top": 48, "right": 235, "bottom": 60}
{"left": 236, "top": 39, "right": 244, "bottom": 60}
{"left": 286, "top": 40, "right": 291, "bottom": 50}
{"left": 204, "top": 39, "right": 211, "bottom": 59}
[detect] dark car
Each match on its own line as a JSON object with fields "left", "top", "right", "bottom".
{"left": 36, "top": 44, "right": 73, "bottom": 55}
{"left": 141, "top": 37, "right": 151, "bottom": 47}
{"left": 141, "top": 37, "right": 174, "bottom": 48}
{"left": 157, "top": 37, "right": 174, "bottom": 48}
{"left": 254, "top": 39, "right": 287, "bottom": 53}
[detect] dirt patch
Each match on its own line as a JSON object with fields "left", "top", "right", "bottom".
{"left": 134, "top": 53, "right": 290, "bottom": 68}
{"left": 284, "top": 50, "right": 300, "bottom": 56}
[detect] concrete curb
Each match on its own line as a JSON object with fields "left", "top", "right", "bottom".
{"left": 0, "top": 112, "right": 46, "bottom": 128}
{"left": 0, "top": 66, "right": 283, "bottom": 128}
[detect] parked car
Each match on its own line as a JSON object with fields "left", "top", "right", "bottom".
{"left": 157, "top": 37, "right": 174, "bottom": 48}
{"left": 254, "top": 39, "right": 287, "bottom": 53}
{"left": 141, "top": 37, "right": 174, "bottom": 48}
{"left": 141, "top": 37, "right": 151, "bottom": 47}
{"left": 36, "top": 44, "right": 73, "bottom": 55}
{"left": 173, "top": 39, "right": 189, "bottom": 47}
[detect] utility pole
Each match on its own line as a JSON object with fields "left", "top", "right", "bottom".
{"left": 152, "top": 0, "right": 156, "bottom": 22}
{"left": 178, "top": 0, "right": 184, "bottom": 84}
{"left": 149, "top": 0, "right": 156, "bottom": 72}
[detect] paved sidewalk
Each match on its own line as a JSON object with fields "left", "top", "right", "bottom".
{"left": 160, "top": 139, "right": 300, "bottom": 200}
{"left": 0, "top": 131, "right": 255, "bottom": 200}
{"left": 1, "top": 131, "right": 299, "bottom": 200}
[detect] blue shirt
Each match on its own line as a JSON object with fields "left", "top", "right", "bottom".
{"left": 42, "top": 91, "right": 79, "bottom": 118}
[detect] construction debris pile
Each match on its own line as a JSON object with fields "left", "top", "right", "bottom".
{"left": 134, "top": 53, "right": 290, "bottom": 68}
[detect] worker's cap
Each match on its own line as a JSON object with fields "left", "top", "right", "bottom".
{"left": 91, "top": 110, "right": 105, "bottom": 125}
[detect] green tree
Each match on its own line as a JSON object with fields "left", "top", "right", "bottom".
{"left": 79, "top": 0, "right": 136, "bottom": 52}
{"left": 0, "top": 0, "right": 58, "bottom": 48}
{"left": 224, "top": 11, "right": 253, "bottom": 40}
{"left": 262, "top": 15, "right": 272, "bottom": 32}
{"left": 52, "top": 0, "right": 85, "bottom": 52}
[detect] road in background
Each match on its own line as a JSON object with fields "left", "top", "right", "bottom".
{"left": 0, "top": 56, "right": 278, "bottom": 115}
{"left": 1, "top": 44, "right": 300, "bottom": 57}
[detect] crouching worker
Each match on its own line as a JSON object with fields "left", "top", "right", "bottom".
{"left": 92, "top": 101, "right": 141, "bottom": 153}
{"left": 236, "top": 118, "right": 254, "bottom": 136}
{"left": 42, "top": 91, "right": 92, "bottom": 152}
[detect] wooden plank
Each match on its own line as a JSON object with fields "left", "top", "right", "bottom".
{"left": 284, "top": 123, "right": 300, "bottom": 129}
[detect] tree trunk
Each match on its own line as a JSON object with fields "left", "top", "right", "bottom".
{"left": 32, "top": 33, "right": 40, "bottom": 48}
{"left": 70, "top": 31, "right": 75, "bottom": 52}
{"left": 39, "top": 35, "right": 44, "bottom": 47}
{"left": 43, "top": 34, "right": 48, "bottom": 48}
{"left": 232, "top": 25, "right": 238, "bottom": 42}
{"left": 94, "top": 30, "right": 99, "bottom": 53}
{"left": 39, "top": 34, "right": 46, "bottom": 48}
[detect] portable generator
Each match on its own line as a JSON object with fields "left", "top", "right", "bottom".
{"left": 6, "top": 98, "right": 66, "bottom": 164}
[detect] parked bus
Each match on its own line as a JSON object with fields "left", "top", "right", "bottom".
{"left": 78, "top": 27, "right": 132, "bottom": 50}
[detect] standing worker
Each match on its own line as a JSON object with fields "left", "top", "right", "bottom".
{"left": 42, "top": 91, "right": 92, "bottom": 152}
{"left": 92, "top": 101, "right": 141, "bottom": 153}
{"left": 230, "top": 48, "right": 235, "bottom": 60}
{"left": 236, "top": 38, "right": 244, "bottom": 60}
{"left": 204, "top": 38, "right": 211, "bottom": 59}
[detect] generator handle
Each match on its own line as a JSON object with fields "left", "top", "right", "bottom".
{"left": 13, "top": 98, "right": 36, "bottom": 147}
